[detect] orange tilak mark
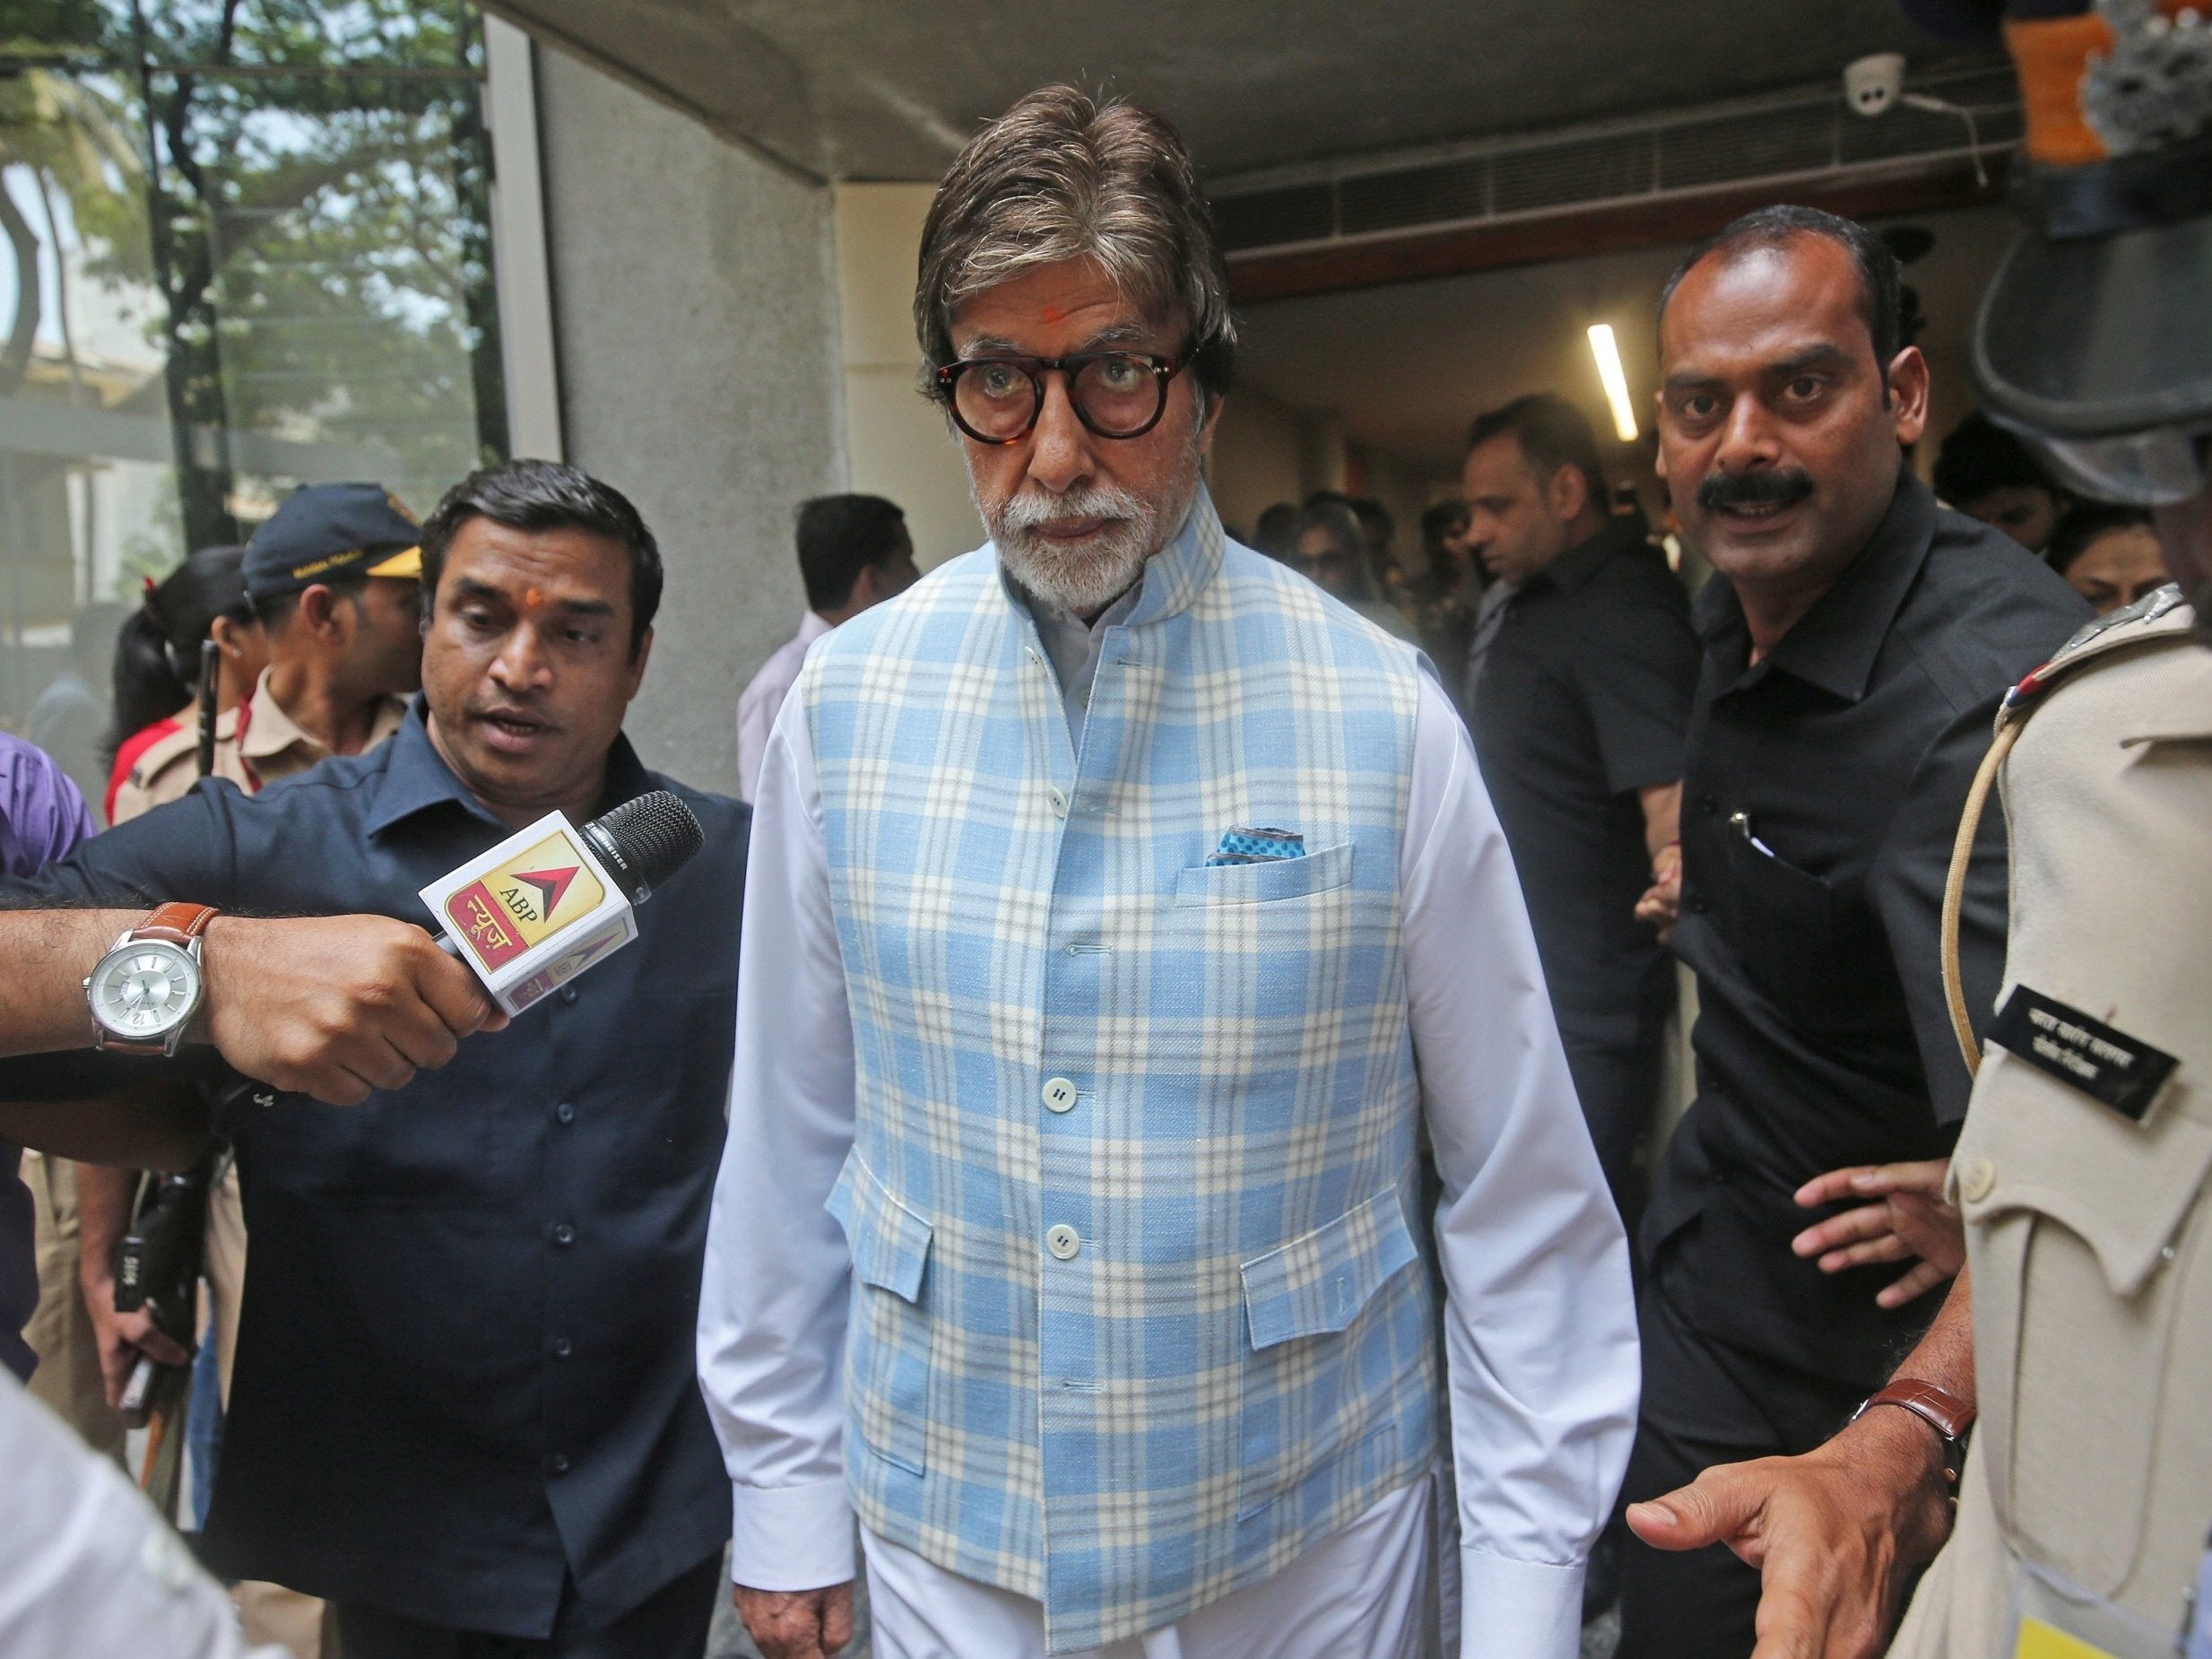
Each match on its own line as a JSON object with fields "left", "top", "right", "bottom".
{"left": 525, "top": 586, "right": 545, "bottom": 610}
{"left": 1041, "top": 306, "right": 1064, "bottom": 324}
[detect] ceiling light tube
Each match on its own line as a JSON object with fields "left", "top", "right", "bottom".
{"left": 1588, "top": 323, "right": 1639, "bottom": 443}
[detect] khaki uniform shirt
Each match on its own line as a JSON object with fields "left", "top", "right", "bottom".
{"left": 1894, "top": 593, "right": 2212, "bottom": 1659}
{"left": 109, "top": 668, "right": 409, "bottom": 823}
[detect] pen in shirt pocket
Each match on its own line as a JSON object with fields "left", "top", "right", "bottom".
{"left": 1729, "top": 811, "right": 1778, "bottom": 858}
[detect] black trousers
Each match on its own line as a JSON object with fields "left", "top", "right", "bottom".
{"left": 333, "top": 1551, "right": 723, "bottom": 1659}
{"left": 1613, "top": 1275, "right": 1865, "bottom": 1659}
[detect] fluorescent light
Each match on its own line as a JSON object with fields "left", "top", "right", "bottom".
{"left": 1587, "top": 323, "right": 1639, "bottom": 443}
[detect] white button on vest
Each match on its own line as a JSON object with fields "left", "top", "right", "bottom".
{"left": 1958, "top": 1158, "right": 1998, "bottom": 1203}
{"left": 1046, "top": 1223, "right": 1081, "bottom": 1260}
{"left": 1042, "top": 1077, "right": 1077, "bottom": 1113}
{"left": 1046, "top": 785, "right": 1069, "bottom": 818}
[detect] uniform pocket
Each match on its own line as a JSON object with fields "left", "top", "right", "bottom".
{"left": 827, "top": 1151, "right": 933, "bottom": 1476}
{"left": 1236, "top": 1186, "right": 1420, "bottom": 1517}
{"left": 1958, "top": 1047, "right": 2212, "bottom": 1593}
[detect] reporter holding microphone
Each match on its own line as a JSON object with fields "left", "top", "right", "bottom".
{"left": 2, "top": 460, "right": 750, "bottom": 1659}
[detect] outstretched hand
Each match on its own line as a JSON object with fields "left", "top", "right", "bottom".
{"left": 1792, "top": 1159, "right": 1963, "bottom": 1309}
{"left": 1625, "top": 1408, "right": 1955, "bottom": 1659}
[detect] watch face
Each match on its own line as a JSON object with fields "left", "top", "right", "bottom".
{"left": 90, "top": 942, "right": 202, "bottom": 1040}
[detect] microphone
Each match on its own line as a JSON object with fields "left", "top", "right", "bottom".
{"left": 421, "top": 789, "right": 706, "bottom": 1015}
{"left": 202, "top": 792, "right": 707, "bottom": 1128}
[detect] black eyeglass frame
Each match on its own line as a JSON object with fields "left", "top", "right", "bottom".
{"left": 933, "top": 349, "right": 1193, "bottom": 446}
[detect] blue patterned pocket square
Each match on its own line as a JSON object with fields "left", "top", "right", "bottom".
{"left": 1207, "top": 826, "right": 1306, "bottom": 865}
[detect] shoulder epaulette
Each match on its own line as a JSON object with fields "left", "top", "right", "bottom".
{"left": 127, "top": 721, "right": 201, "bottom": 786}
{"left": 1997, "top": 584, "right": 2196, "bottom": 730}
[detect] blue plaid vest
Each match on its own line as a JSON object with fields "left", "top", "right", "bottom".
{"left": 800, "top": 491, "right": 1438, "bottom": 1650}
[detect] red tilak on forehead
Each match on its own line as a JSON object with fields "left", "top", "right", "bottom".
{"left": 1041, "top": 306, "right": 1064, "bottom": 324}
{"left": 525, "top": 587, "right": 544, "bottom": 611}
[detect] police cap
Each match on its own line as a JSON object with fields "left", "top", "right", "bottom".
{"left": 244, "top": 482, "right": 424, "bottom": 605}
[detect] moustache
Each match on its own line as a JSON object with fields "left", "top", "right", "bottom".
{"left": 999, "top": 482, "right": 1140, "bottom": 534}
{"left": 1696, "top": 469, "right": 1816, "bottom": 512}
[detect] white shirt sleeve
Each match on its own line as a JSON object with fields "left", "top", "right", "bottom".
{"left": 1401, "top": 671, "right": 1641, "bottom": 1659}
{"left": 0, "top": 1370, "right": 288, "bottom": 1659}
{"left": 698, "top": 685, "right": 860, "bottom": 1590}
{"left": 732, "top": 667, "right": 781, "bottom": 807}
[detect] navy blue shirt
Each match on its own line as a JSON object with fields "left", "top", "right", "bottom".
{"left": 9, "top": 706, "right": 748, "bottom": 1636}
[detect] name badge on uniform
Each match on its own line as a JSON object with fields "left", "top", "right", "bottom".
{"left": 1987, "top": 986, "right": 2180, "bottom": 1124}
{"left": 2012, "top": 1559, "right": 2181, "bottom": 1659}
{"left": 2186, "top": 1538, "right": 2212, "bottom": 1659}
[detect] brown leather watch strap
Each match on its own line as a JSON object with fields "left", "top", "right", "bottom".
{"left": 1855, "top": 1377, "right": 1976, "bottom": 1481}
{"left": 133, "top": 902, "right": 221, "bottom": 946}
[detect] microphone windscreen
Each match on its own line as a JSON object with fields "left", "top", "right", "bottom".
{"left": 581, "top": 790, "right": 705, "bottom": 904}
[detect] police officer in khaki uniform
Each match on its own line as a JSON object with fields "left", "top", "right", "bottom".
{"left": 114, "top": 484, "right": 422, "bottom": 819}
{"left": 86, "top": 482, "right": 425, "bottom": 1659}
{"left": 1620, "top": 4, "right": 2212, "bottom": 1655}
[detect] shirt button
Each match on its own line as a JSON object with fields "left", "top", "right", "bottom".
{"left": 1026, "top": 647, "right": 1042, "bottom": 666}
{"left": 1697, "top": 795, "right": 1718, "bottom": 816}
{"left": 1688, "top": 896, "right": 1710, "bottom": 914}
{"left": 1046, "top": 1223, "right": 1081, "bottom": 1261}
{"left": 1958, "top": 1158, "right": 1998, "bottom": 1203}
{"left": 554, "top": 1101, "right": 576, "bottom": 1125}
{"left": 549, "top": 1452, "right": 570, "bottom": 1475}
{"left": 560, "top": 986, "right": 578, "bottom": 1005}
{"left": 1041, "top": 1077, "right": 1077, "bottom": 1114}
{"left": 552, "top": 1221, "right": 576, "bottom": 1246}
{"left": 552, "top": 1335, "right": 574, "bottom": 1359}
{"left": 1046, "top": 785, "right": 1069, "bottom": 818}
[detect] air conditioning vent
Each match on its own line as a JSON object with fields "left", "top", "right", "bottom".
{"left": 1212, "top": 65, "right": 2021, "bottom": 256}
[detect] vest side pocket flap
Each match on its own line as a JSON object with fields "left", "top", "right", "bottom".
{"left": 1175, "top": 839, "right": 1354, "bottom": 906}
{"left": 1958, "top": 1049, "right": 2212, "bottom": 1298}
{"left": 827, "top": 1151, "right": 933, "bottom": 1305}
{"left": 1241, "top": 1185, "right": 1418, "bottom": 1350}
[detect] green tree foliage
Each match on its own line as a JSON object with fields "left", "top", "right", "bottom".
{"left": 3, "top": 0, "right": 505, "bottom": 552}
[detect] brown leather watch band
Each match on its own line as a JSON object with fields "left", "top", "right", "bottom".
{"left": 133, "top": 902, "right": 221, "bottom": 946}
{"left": 1854, "top": 1378, "right": 1977, "bottom": 1481}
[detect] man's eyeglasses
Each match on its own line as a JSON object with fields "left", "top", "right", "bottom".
{"left": 934, "top": 350, "right": 1191, "bottom": 446}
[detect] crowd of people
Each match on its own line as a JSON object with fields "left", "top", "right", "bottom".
{"left": 0, "top": 1, "right": 2207, "bottom": 1656}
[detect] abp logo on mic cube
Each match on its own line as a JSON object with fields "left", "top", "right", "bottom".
{"left": 421, "top": 812, "right": 639, "bottom": 1015}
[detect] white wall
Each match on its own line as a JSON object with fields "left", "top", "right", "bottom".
{"left": 534, "top": 47, "right": 846, "bottom": 795}
{"left": 833, "top": 183, "right": 981, "bottom": 569}
{"left": 1207, "top": 386, "right": 1306, "bottom": 538}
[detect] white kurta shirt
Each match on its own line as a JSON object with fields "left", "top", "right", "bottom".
{"left": 733, "top": 607, "right": 832, "bottom": 803}
{"left": 0, "top": 1370, "right": 286, "bottom": 1658}
{"left": 699, "top": 591, "right": 1641, "bottom": 1659}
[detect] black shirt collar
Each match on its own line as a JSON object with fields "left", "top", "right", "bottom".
{"left": 1524, "top": 513, "right": 1646, "bottom": 598}
{"left": 1694, "top": 469, "right": 1935, "bottom": 703}
{"left": 365, "top": 700, "right": 658, "bottom": 838}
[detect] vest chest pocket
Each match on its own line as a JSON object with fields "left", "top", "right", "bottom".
{"left": 1174, "top": 839, "right": 1354, "bottom": 906}
{"left": 1959, "top": 1051, "right": 2212, "bottom": 1595}
{"left": 827, "top": 1151, "right": 934, "bottom": 1478}
{"left": 1236, "top": 1185, "right": 1420, "bottom": 1519}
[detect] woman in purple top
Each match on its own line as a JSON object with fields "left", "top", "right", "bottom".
{"left": 0, "top": 734, "right": 95, "bottom": 1381}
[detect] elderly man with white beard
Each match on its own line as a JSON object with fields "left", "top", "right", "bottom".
{"left": 697, "top": 86, "right": 1638, "bottom": 1659}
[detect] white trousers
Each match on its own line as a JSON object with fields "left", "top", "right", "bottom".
{"left": 863, "top": 1476, "right": 1437, "bottom": 1659}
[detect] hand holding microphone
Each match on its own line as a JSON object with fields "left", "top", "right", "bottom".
{"left": 209, "top": 791, "right": 703, "bottom": 1109}
{"left": 202, "top": 914, "right": 507, "bottom": 1107}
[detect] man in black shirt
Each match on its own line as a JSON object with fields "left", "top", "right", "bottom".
{"left": 8, "top": 461, "right": 749, "bottom": 1658}
{"left": 1612, "top": 207, "right": 2086, "bottom": 1659}
{"left": 1465, "top": 393, "right": 1699, "bottom": 1224}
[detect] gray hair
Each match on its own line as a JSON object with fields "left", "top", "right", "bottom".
{"left": 914, "top": 85, "right": 1238, "bottom": 402}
